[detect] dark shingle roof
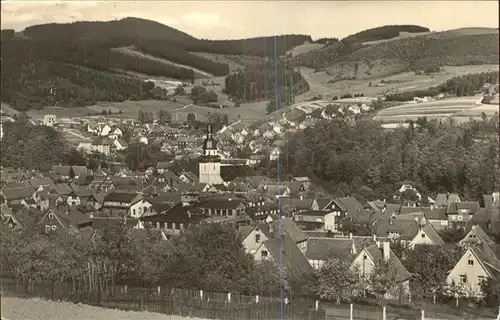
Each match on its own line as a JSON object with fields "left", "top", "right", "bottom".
{"left": 305, "top": 237, "right": 376, "bottom": 262}
{"left": 199, "top": 198, "right": 244, "bottom": 210}
{"left": 259, "top": 218, "right": 308, "bottom": 244}
{"left": 1, "top": 187, "right": 35, "bottom": 200}
{"left": 447, "top": 202, "right": 480, "bottom": 215}
{"left": 262, "top": 234, "right": 313, "bottom": 276}
{"left": 103, "top": 192, "right": 139, "bottom": 204}
{"left": 364, "top": 245, "right": 412, "bottom": 282}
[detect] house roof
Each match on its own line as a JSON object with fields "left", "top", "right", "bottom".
{"left": 305, "top": 237, "right": 376, "bottom": 262}
{"left": 364, "top": 244, "right": 412, "bottom": 282}
{"left": 53, "top": 208, "right": 91, "bottom": 228}
{"left": 421, "top": 223, "right": 445, "bottom": 245}
{"left": 181, "top": 171, "right": 199, "bottom": 183}
{"left": 334, "top": 197, "right": 363, "bottom": 215}
{"left": 69, "top": 183, "right": 92, "bottom": 198}
{"left": 261, "top": 234, "right": 314, "bottom": 276}
{"left": 280, "top": 197, "right": 313, "bottom": 211}
{"left": 1, "top": 187, "right": 34, "bottom": 200}
{"left": 423, "top": 207, "right": 448, "bottom": 220}
{"left": 435, "top": 193, "right": 461, "bottom": 207}
{"left": 470, "top": 243, "right": 500, "bottom": 278}
{"left": 198, "top": 198, "right": 244, "bottom": 210}
{"left": 374, "top": 217, "right": 421, "bottom": 240}
{"left": 259, "top": 218, "right": 308, "bottom": 244}
{"left": 296, "top": 210, "right": 331, "bottom": 217}
{"left": 466, "top": 207, "right": 500, "bottom": 235}
{"left": 52, "top": 166, "right": 88, "bottom": 177}
{"left": 103, "top": 192, "right": 139, "bottom": 204}
{"left": 237, "top": 225, "right": 256, "bottom": 240}
{"left": 141, "top": 204, "right": 204, "bottom": 223}
{"left": 462, "top": 225, "right": 495, "bottom": 245}
{"left": 446, "top": 202, "right": 480, "bottom": 215}
{"left": 29, "top": 177, "right": 54, "bottom": 188}
{"left": 52, "top": 183, "right": 74, "bottom": 196}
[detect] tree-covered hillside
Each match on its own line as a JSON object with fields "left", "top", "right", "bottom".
{"left": 343, "top": 25, "right": 430, "bottom": 43}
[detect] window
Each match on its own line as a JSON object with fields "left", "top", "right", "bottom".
{"left": 133, "top": 209, "right": 136, "bottom": 216}
{"left": 48, "top": 213, "right": 54, "bottom": 219}
{"left": 478, "top": 276, "right": 486, "bottom": 283}
{"left": 261, "top": 250, "right": 268, "bottom": 258}
{"left": 421, "top": 233, "right": 426, "bottom": 238}
{"left": 172, "top": 222, "right": 176, "bottom": 230}
{"left": 255, "top": 234, "right": 261, "bottom": 243}
{"left": 51, "top": 225, "right": 57, "bottom": 232}
{"left": 180, "top": 223, "right": 184, "bottom": 230}
{"left": 460, "top": 275, "right": 467, "bottom": 283}
{"left": 45, "top": 225, "right": 51, "bottom": 233}
{"left": 468, "top": 259, "right": 474, "bottom": 266}
{"left": 160, "top": 222, "right": 165, "bottom": 229}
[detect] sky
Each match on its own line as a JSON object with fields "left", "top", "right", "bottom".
{"left": 1, "top": 1, "right": 498, "bottom": 40}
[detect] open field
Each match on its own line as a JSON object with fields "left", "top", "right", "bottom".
{"left": 373, "top": 96, "right": 500, "bottom": 125}
{"left": 0, "top": 297, "right": 206, "bottom": 320}
{"left": 297, "top": 65, "right": 499, "bottom": 101}
{"left": 362, "top": 31, "right": 432, "bottom": 46}
{"left": 287, "top": 43, "right": 324, "bottom": 57}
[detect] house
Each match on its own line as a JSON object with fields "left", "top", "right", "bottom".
{"left": 280, "top": 197, "right": 314, "bottom": 215}
{"left": 38, "top": 208, "right": 91, "bottom": 234}
{"left": 374, "top": 215, "right": 445, "bottom": 249}
{"left": 258, "top": 218, "right": 309, "bottom": 253}
{"left": 92, "top": 137, "right": 114, "bottom": 156}
{"left": 435, "top": 193, "right": 461, "bottom": 208}
{"left": 1, "top": 187, "right": 35, "bottom": 205}
{"left": 238, "top": 225, "right": 269, "bottom": 254}
{"left": 108, "top": 126, "right": 123, "bottom": 139}
{"left": 43, "top": 115, "right": 57, "bottom": 127}
{"left": 458, "top": 225, "right": 495, "bottom": 247}
{"left": 423, "top": 206, "right": 449, "bottom": 230}
{"left": 446, "top": 202, "right": 481, "bottom": 229}
{"left": 198, "top": 198, "right": 247, "bottom": 224}
{"left": 113, "top": 138, "right": 128, "bottom": 151}
{"left": 253, "top": 233, "right": 314, "bottom": 278}
{"left": 351, "top": 241, "right": 412, "bottom": 300}
{"left": 324, "top": 197, "right": 364, "bottom": 219}
{"left": 140, "top": 204, "right": 205, "bottom": 237}
{"left": 179, "top": 171, "right": 199, "bottom": 184}
{"left": 101, "top": 192, "right": 152, "bottom": 218}
{"left": 51, "top": 165, "right": 89, "bottom": 180}
{"left": 446, "top": 243, "right": 500, "bottom": 298}
{"left": 293, "top": 210, "right": 337, "bottom": 232}
{"left": 305, "top": 235, "right": 377, "bottom": 270}
{"left": 88, "top": 180, "right": 115, "bottom": 193}
{"left": 269, "top": 147, "right": 281, "bottom": 161}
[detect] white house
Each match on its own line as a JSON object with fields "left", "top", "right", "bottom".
{"left": 238, "top": 225, "right": 269, "bottom": 254}
{"left": 43, "top": 115, "right": 57, "bottom": 127}
{"left": 108, "top": 127, "right": 123, "bottom": 140}
{"left": 458, "top": 225, "right": 494, "bottom": 247}
{"left": 269, "top": 147, "right": 281, "bottom": 161}
{"left": 446, "top": 244, "right": 500, "bottom": 298}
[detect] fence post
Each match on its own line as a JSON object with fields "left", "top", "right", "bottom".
{"left": 421, "top": 309, "right": 425, "bottom": 320}
{"left": 350, "top": 303, "right": 353, "bottom": 320}
{"left": 227, "top": 292, "right": 231, "bottom": 302}
{"left": 315, "top": 300, "right": 319, "bottom": 311}
{"left": 255, "top": 295, "right": 259, "bottom": 303}
{"left": 199, "top": 290, "right": 203, "bottom": 300}
{"left": 285, "top": 298, "right": 289, "bottom": 305}
{"left": 124, "top": 285, "right": 128, "bottom": 294}
{"left": 382, "top": 306, "right": 387, "bottom": 320}
{"left": 157, "top": 286, "right": 161, "bottom": 294}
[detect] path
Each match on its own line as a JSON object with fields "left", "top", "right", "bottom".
{"left": 63, "top": 129, "right": 91, "bottom": 141}
{"left": 112, "top": 47, "right": 213, "bottom": 78}
{"left": 172, "top": 104, "right": 193, "bottom": 112}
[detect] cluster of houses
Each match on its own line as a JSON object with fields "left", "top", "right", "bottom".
{"left": 1, "top": 124, "right": 499, "bottom": 301}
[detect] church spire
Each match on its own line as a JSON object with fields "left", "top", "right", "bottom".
{"left": 207, "top": 124, "right": 213, "bottom": 138}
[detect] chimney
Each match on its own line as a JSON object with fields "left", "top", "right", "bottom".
{"left": 351, "top": 239, "right": 357, "bottom": 255}
{"left": 383, "top": 242, "right": 390, "bottom": 263}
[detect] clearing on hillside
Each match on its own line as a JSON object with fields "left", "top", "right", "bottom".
{"left": 112, "top": 47, "right": 213, "bottom": 78}
{"left": 287, "top": 43, "right": 324, "bottom": 57}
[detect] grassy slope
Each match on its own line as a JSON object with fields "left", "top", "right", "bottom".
{"left": 294, "top": 28, "right": 499, "bottom": 80}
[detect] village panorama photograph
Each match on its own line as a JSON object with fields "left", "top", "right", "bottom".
{"left": 0, "top": 1, "right": 499, "bottom": 320}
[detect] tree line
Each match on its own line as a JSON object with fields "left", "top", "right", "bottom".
{"left": 0, "top": 222, "right": 310, "bottom": 300}
{"left": 385, "top": 71, "right": 499, "bottom": 101}
{"left": 284, "top": 116, "right": 499, "bottom": 203}
{"left": 343, "top": 25, "right": 430, "bottom": 43}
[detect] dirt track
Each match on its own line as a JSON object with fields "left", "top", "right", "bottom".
{"left": 0, "top": 297, "right": 208, "bottom": 320}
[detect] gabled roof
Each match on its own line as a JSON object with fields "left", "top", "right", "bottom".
{"left": 461, "top": 225, "right": 495, "bottom": 245}
{"left": 260, "top": 234, "right": 313, "bottom": 275}
{"left": 316, "top": 198, "right": 335, "bottom": 211}
{"left": 305, "top": 237, "right": 376, "bottom": 262}
{"left": 468, "top": 244, "right": 500, "bottom": 279}
{"left": 280, "top": 197, "right": 313, "bottom": 211}
{"left": 295, "top": 210, "right": 330, "bottom": 217}
{"left": 181, "top": 171, "right": 199, "bottom": 183}
{"left": 103, "top": 192, "right": 140, "bottom": 204}
{"left": 333, "top": 197, "right": 363, "bottom": 215}
{"left": 259, "top": 217, "right": 308, "bottom": 244}
{"left": 423, "top": 207, "right": 448, "bottom": 220}
{"left": 363, "top": 245, "right": 412, "bottom": 282}
{"left": 51, "top": 165, "right": 88, "bottom": 177}
{"left": 1, "top": 187, "right": 35, "bottom": 200}
{"left": 237, "top": 225, "right": 256, "bottom": 240}
{"left": 446, "top": 202, "right": 480, "bottom": 215}
{"left": 29, "top": 177, "right": 55, "bottom": 188}
{"left": 52, "top": 183, "right": 73, "bottom": 196}
{"left": 91, "top": 217, "right": 139, "bottom": 230}
{"left": 373, "top": 217, "right": 421, "bottom": 240}
{"left": 421, "top": 223, "right": 445, "bottom": 245}
{"left": 198, "top": 198, "right": 245, "bottom": 210}
{"left": 434, "top": 193, "right": 461, "bottom": 207}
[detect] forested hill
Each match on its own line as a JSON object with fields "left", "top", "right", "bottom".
{"left": 1, "top": 17, "right": 313, "bottom": 111}
{"left": 22, "top": 17, "right": 196, "bottom": 42}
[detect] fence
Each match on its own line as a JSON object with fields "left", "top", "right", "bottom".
{"left": 0, "top": 277, "right": 325, "bottom": 320}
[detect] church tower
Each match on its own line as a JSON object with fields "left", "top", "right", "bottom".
{"left": 199, "top": 124, "right": 224, "bottom": 185}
